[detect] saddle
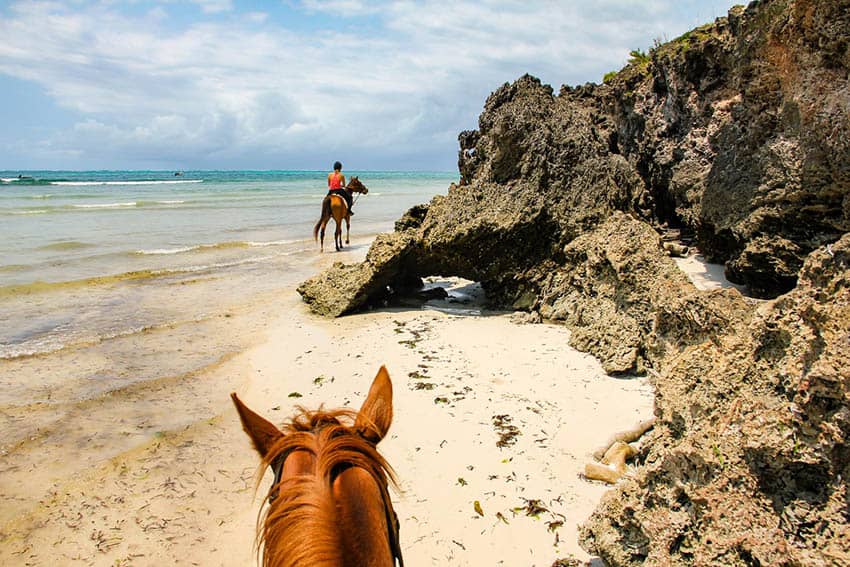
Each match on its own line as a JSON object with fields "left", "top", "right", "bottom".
{"left": 325, "top": 190, "right": 353, "bottom": 214}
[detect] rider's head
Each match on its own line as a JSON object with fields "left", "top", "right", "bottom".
{"left": 333, "top": 161, "right": 342, "bottom": 172}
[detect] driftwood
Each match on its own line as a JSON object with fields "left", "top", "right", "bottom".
{"left": 591, "top": 417, "right": 655, "bottom": 461}
{"left": 663, "top": 242, "right": 689, "bottom": 257}
{"left": 584, "top": 418, "right": 656, "bottom": 484}
{"left": 585, "top": 442, "right": 637, "bottom": 483}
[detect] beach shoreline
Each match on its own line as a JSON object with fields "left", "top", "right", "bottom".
{"left": 1, "top": 265, "right": 661, "bottom": 566}
{"left": 0, "top": 211, "right": 753, "bottom": 565}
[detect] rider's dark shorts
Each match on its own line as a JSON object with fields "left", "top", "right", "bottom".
{"left": 327, "top": 189, "right": 352, "bottom": 209}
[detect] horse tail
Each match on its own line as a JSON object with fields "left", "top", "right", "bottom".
{"left": 314, "top": 197, "right": 330, "bottom": 241}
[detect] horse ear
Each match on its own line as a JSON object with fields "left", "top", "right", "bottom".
{"left": 231, "top": 393, "right": 283, "bottom": 458}
{"left": 355, "top": 366, "right": 393, "bottom": 443}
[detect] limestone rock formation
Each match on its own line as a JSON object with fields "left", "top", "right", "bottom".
{"left": 302, "top": 0, "right": 848, "bottom": 309}
{"left": 580, "top": 234, "right": 850, "bottom": 566}
{"left": 298, "top": 0, "right": 850, "bottom": 562}
{"left": 296, "top": 232, "right": 420, "bottom": 317}
{"left": 605, "top": 0, "right": 850, "bottom": 297}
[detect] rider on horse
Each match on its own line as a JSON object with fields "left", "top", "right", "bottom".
{"left": 328, "top": 161, "right": 353, "bottom": 215}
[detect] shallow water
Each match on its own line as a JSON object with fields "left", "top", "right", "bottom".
{"left": 0, "top": 170, "right": 454, "bottom": 359}
{"left": 0, "top": 170, "right": 453, "bottom": 523}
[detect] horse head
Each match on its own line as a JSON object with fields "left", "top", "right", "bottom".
{"left": 231, "top": 366, "right": 402, "bottom": 567}
{"left": 347, "top": 176, "right": 368, "bottom": 194}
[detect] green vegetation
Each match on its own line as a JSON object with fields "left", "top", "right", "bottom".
{"left": 601, "top": 47, "right": 650, "bottom": 84}
{"left": 602, "top": 40, "right": 665, "bottom": 84}
{"left": 662, "top": 23, "right": 716, "bottom": 57}
{"left": 712, "top": 444, "right": 726, "bottom": 467}
{"left": 628, "top": 49, "right": 650, "bottom": 66}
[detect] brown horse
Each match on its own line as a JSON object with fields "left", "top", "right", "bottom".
{"left": 313, "top": 176, "right": 369, "bottom": 252}
{"left": 231, "top": 366, "right": 403, "bottom": 567}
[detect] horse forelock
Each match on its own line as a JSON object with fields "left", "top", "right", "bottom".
{"left": 257, "top": 407, "right": 398, "bottom": 567}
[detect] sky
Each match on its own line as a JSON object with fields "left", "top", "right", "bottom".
{"left": 0, "top": 0, "right": 742, "bottom": 171}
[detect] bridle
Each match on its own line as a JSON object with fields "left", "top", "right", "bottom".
{"left": 268, "top": 454, "right": 286, "bottom": 504}
{"left": 345, "top": 179, "right": 368, "bottom": 208}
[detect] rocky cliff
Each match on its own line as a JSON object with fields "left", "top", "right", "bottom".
{"left": 298, "top": 0, "right": 849, "bottom": 563}
{"left": 580, "top": 233, "right": 850, "bottom": 565}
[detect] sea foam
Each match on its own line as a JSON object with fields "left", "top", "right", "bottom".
{"left": 51, "top": 180, "right": 203, "bottom": 186}
{"left": 73, "top": 202, "right": 137, "bottom": 209}
{"left": 133, "top": 239, "right": 293, "bottom": 256}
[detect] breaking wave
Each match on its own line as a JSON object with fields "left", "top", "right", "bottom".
{"left": 50, "top": 179, "right": 203, "bottom": 186}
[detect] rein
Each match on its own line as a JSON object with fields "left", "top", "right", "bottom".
{"left": 345, "top": 183, "right": 365, "bottom": 210}
{"left": 268, "top": 454, "right": 286, "bottom": 503}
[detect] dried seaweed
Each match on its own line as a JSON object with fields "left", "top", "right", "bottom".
{"left": 492, "top": 414, "right": 521, "bottom": 448}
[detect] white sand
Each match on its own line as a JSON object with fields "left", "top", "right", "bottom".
{"left": 1, "top": 281, "right": 654, "bottom": 566}
{"left": 673, "top": 253, "right": 747, "bottom": 293}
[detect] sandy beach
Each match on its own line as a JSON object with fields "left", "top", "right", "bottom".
{"left": 0, "top": 235, "right": 665, "bottom": 565}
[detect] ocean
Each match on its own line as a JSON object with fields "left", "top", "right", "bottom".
{"left": 0, "top": 170, "right": 454, "bottom": 359}
{"left": 0, "top": 169, "right": 454, "bottom": 523}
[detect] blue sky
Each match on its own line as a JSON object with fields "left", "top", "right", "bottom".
{"left": 0, "top": 0, "right": 742, "bottom": 171}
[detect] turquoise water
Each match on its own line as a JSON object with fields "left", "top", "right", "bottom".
{"left": 0, "top": 169, "right": 454, "bottom": 524}
{"left": 0, "top": 170, "right": 455, "bottom": 359}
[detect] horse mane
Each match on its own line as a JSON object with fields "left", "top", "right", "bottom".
{"left": 256, "top": 407, "right": 398, "bottom": 567}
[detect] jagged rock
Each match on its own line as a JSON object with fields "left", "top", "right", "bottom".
{"left": 510, "top": 311, "right": 542, "bottom": 325}
{"left": 579, "top": 233, "right": 850, "bottom": 566}
{"left": 605, "top": 0, "right": 850, "bottom": 298}
{"left": 394, "top": 203, "right": 430, "bottom": 232}
{"left": 456, "top": 74, "right": 650, "bottom": 233}
{"left": 538, "top": 214, "right": 670, "bottom": 374}
{"left": 298, "top": 2, "right": 850, "bottom": 560}
{"left": 725, "top": 235, "right": 803, "bottom": 296}
{"left": 296, "top": 232, "right": 419, "bottom": 317}
{"left": 538, "top": 212, "right": 751, "bottom": 374}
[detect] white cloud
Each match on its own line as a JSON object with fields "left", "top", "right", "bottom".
{"left": 191, "top": 0, "right": 234, "bottom": 14}
{"left": 300, "top": 0, "right": 378, "bottom": 17}
{"left": 0, "top": 0, "right": 739, "bottom": 169}
{"left": 244, "top": 11, "right": 269, "bottom": 24}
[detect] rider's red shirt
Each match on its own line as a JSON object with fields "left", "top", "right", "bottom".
{"left": 328, "top": 173, "right": 343, "bottom": 190}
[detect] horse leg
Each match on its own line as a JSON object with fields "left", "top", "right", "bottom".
{"left": 345, "top": 214, "right": 351, "bottom": 245}
{"left": 335, "top": 219, "right": 342, "bottom": 251}
{"left": 319, "top": 221, "right": 326, "bottom": 253}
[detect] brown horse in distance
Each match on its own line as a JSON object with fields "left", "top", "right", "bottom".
{"left": 313, "top": 176, "right": 368, "bottom": 252}
{"left": 231, "top": 366, "right": 403, "bottom": 567}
